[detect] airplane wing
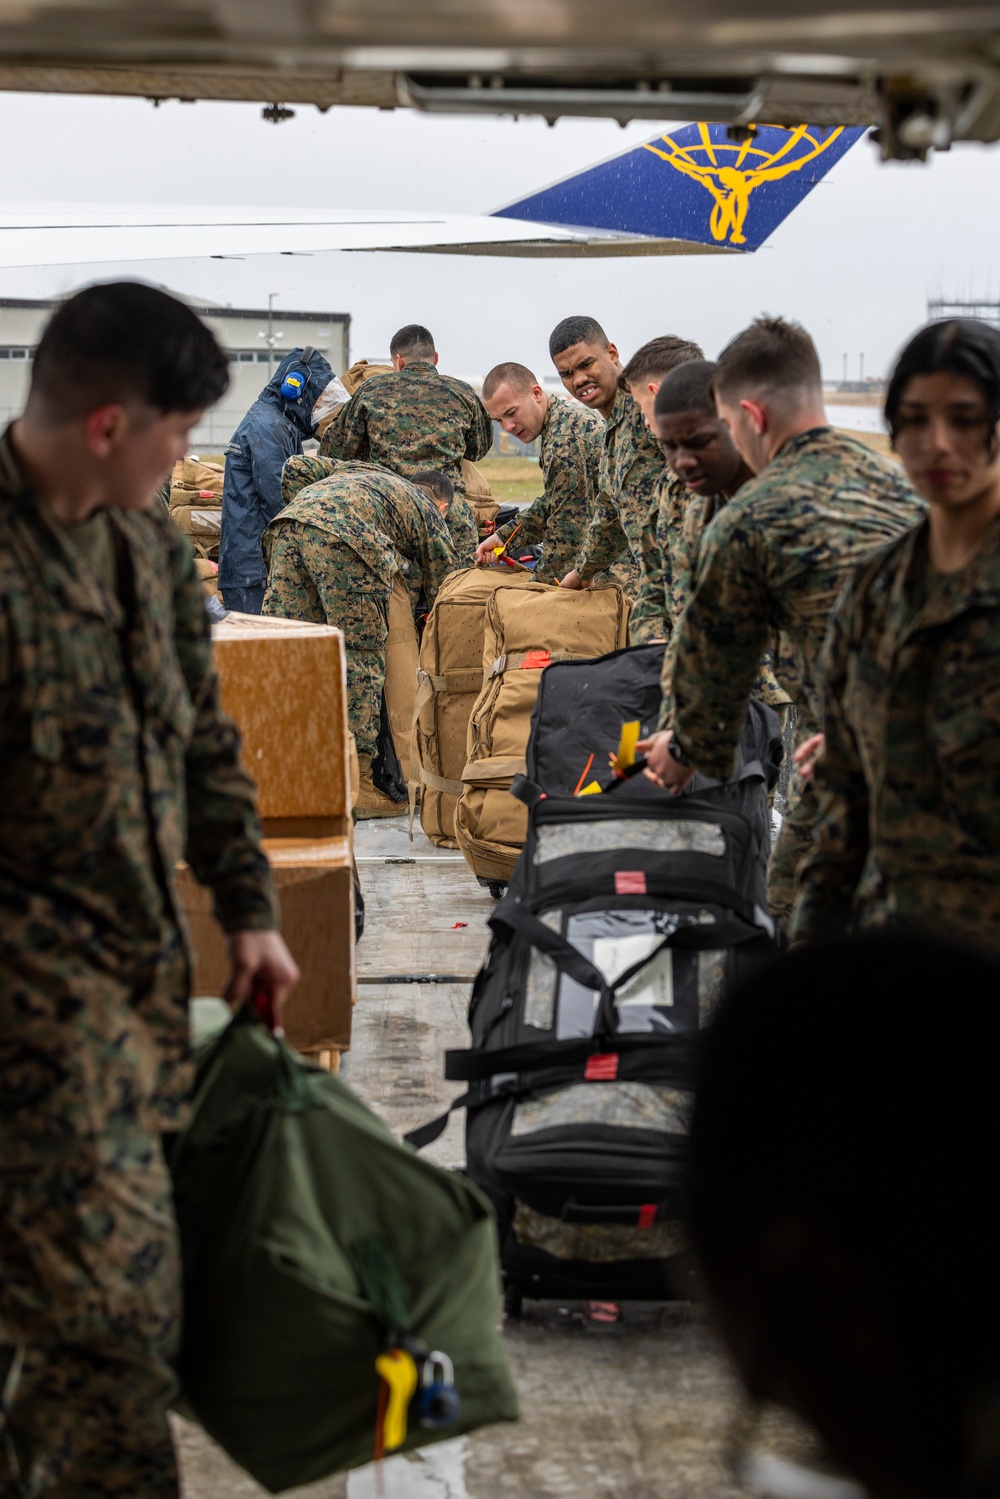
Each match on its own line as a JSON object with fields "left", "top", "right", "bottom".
{"left": 0, "top": 123, "right": 864, "bottom": 269}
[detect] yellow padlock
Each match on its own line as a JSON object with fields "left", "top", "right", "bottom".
{"left": 375, "top": 1347, "right": 419, "bottom": 1453}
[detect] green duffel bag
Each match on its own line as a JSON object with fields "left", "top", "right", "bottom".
{"left": 170, "top": 1006, "right": 518, "bottom": 1492}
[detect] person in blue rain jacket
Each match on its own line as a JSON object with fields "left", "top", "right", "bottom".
{"left": 218, "top": 346, "right": 334, "bottom": 612}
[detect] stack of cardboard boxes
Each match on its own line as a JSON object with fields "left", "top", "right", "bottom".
{"left": 177, "top": 614, "right": 357, "bottom": 1065}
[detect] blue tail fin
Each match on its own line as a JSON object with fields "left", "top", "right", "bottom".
{"left": 493, "top": 122, "right": 866, "bottom": 252}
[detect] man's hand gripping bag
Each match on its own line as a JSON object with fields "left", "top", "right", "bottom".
{"left": 170, "top": 1010, "right": 518, "bottom": 1492}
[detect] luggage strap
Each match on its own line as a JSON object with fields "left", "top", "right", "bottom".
{"left": 487, "top": 650, "right": 592, "bottom": 679}
{"left": 404, "top": 1032, "right": 697, "bottom": 1151}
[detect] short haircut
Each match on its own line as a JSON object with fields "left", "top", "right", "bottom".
{"left": 482, "top": 362, "right": 538, "bottom": 402}
{"left": 411, "top": 468, "right": 454, "bottom": 504}
{"left": 549, "top": 315, "right": 608, "bottom": 360}
{"left": 389, "top": 324, "right": 435, "bottom": 360}
{"left": 885, "top": 318, "right": 1000, "bottom": 446}
{"left": 712, "top": 315, "right": 821, "bottom": 404}
{"left": 688, "top": 931, "right": 1000, "bottom": 1489}
{"left": 29, "top": 281, "right": 229, "bottom": 421}
{"left": 621, "top": 335, "right": 704, "bottom": 390}
{"left": 654, "top": 359, "right": 719, "bottom": 418}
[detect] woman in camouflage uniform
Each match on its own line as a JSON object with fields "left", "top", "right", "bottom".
{"left": 792, "top": 320, "right": 1000, "bottom": 945}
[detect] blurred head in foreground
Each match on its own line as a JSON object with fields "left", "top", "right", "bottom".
{"left": 688, "top": 933, "right": 1000, "bottom": 1499}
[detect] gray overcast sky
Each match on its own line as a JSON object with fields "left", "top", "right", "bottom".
{"left": 1, "top": 89, "right": 999, "bottom": 383}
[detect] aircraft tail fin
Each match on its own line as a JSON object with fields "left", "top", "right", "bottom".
{"left": 493, "top": 122, "right": 866, "bottom": 252}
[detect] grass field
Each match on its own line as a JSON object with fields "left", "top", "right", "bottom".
{"left": 834, "top": 426, "right": 892, "bottom": 455}
{"left": 477, "top": 456, "right": 541, "bottom": 505}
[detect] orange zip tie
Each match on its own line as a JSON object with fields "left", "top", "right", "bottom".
{"left": 574, "top": 753, "right": 595, "bottom": 796}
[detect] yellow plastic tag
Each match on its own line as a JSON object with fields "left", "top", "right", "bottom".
{"left": 375, "top": 1348, "right": 419, "bottom": 1452}
{"left": 579, "top": 781, "right": 603, "bottom": 796}
{"left": 616, "top": 720, "right": 640, "bottom": 771}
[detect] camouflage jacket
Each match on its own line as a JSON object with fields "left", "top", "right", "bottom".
{"left": 659, "top": 483, "right": 793, "bottom": 718}
{"left": 318, "top": 360, "right": 493, "bottom": 495}
{"left": 0, "top": 428, "right": 276, "bottom": 1165}
{"left": 791, "top": 512, "right": 1000, "bottom": 946}
{"left": 493, "top": 395, "right": 604, "bottom": 585}
{"left": 576, "top": 388, "right": 669, "bottom": 638}
{"left": 446, "top": 496, "right": 479, "bottom": 569}
{"left": 670, "top": 427, "right": 924, "bottom": 779}
{"left": 267, "top": 456, "right": 458, "bottom": 606}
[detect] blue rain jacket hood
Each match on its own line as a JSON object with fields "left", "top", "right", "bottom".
{"left": 219, "top": 346, "right": 335, "bottom": 592}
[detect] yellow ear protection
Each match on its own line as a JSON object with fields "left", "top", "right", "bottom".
{"left": 280, "top": 345, "right": 317, "bottom": 402}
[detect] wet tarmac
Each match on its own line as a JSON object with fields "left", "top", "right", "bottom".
{"left": 175, "top": 818, "right": 750, "bottom": 1499}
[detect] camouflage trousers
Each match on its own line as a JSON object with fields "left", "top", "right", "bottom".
{"left": 263, "top": 523, "right": 389, "bottom": 758}
{"left": 767, "top": 773, "right": 818, "bottom": 927}
{"left": 0, "top": 1131, "right": 180, "bottom": 1498}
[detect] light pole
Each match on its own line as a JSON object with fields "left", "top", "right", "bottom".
{"left": 842, "top": 353, "right": 848, "bottom": 386}
{"left": 259, "top": 292, "right": 283, "bottom": 366}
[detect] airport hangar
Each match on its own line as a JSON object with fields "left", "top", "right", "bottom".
{"left": 0, "top": 293, "right": 351, "bottom": 449}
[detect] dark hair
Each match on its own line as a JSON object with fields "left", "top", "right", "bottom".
{"left": 621, "top": 335, "right": 703, "bottom": 390}
{"left": 389, "top": 324, "right": 435, "bottom": 360}
{"left": 654, "top": 359, "right": 718, "bottom": 418}
{"left": 688, "top": 932, "right": 1000, "bottom": 1496}
{"left": 713, "top": 315, "right": 821, "bottom": 404}
{"left": 411, "top": 468, "right": 454, "bottom": 504}
{"left": 549, "top": 315, "right": 608, "bottom": 360}
{"left": 29, "top": 281, "right": 229, "bottom": 420}
{"left": 884, "top": 319, "right": 1000, "bottom": 446}
{"left": 482, "top": 361, "right": 538, "bottom": 402}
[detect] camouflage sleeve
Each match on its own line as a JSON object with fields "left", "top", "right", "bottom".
{"left": 420, "top": 527, "right": 462, "bottom": 608}
{"left": 576, "top": 490, "right": 629, "bottom": 579}
{"left": 465, "top": 396, "right": 495, "bottom": 464}
{"left": 446, "top": 497, "right": 479, "bottom": 567}
{"left": 170, "top": 530, "right": 278, "bottom": 932}
{"left": 669, "top": 506, "right": 773, "bottom": 780}
{"left": 320, "top": 395, "right": 368, "bottom": 461}
{"left": 628, "top": 490, "right": 670, "bottom": 644}
{"left": 281, "top": 454, "right": 338, "bottom": 507}
{"left": 495, "top": 493, "right": 549, "bottom": 547}
{"left": 789, "top": 590, "right": 871, "bottom": 942}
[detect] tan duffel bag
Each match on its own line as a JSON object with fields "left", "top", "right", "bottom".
{"left": 454, "top": 584, "right": 630, "bottom": 887}
{"left": 384, "top": 573, "right": 420, "bottom": 784}
{"left": 461, "top": 459, "right": 500, "bottom": 537}
{"left": 410, "top": 567, "right": 540, "bottom": 848}
{"left": 172, "top": 456, "right": 224, "bottom": 495}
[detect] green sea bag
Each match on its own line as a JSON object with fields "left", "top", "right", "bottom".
{"left": 170, "top": 1007, "right": 518, "bottom": 1492}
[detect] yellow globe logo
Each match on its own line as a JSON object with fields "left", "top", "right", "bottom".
{"left": 643, "top": 123, "right": 850, "bottom": 247}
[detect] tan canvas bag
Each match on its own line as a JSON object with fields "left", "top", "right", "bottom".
{"left": 384, "top": 573, "right": 420, "bottom": 784}
{"left": 454, "top": 585, "right": 629, "bottom": 885}
{"left": 409, "top": 568, "right": 540, "bottom": 848}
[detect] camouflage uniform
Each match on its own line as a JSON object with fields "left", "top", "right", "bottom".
{"left": 445, "top": 496, "right": 478, "bottom": 569}
{"left": 0, "top": 429, "right": 276, "bottom": 1493}
{"left": 659, "top": 479, "right": 793, "bottom": 713}
{"left": 667, "top": 428, "right": 923, "bottom": 922}
{"left": 575, "top": 388, "right": 669, "bottom": 639}
{"left": 791, "top": 512, "right": 1000, "bottom": 947}
{"left": 491, "top": 395, "right": 637, "bottom": 591}
{"left": 262, "top": 460, "right": 458, "bottom": 756}
{"left": 319, "top": 360, "right": 493, "bottom": 496}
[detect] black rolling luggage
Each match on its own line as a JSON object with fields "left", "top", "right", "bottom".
{"left": 410, "top": 660, "right": 783, "bottom": 1311}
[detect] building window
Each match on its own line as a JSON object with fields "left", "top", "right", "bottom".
{"left": 0, "top": 348, "right": 32, "bottom": 360}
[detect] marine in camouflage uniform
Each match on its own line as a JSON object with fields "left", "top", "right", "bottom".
{"left": 491, "top": 394, "right": 638, "bottom": 591}
{"left": 667, "top": 428, "right": 924, "bottom": 922}
{"left": 575, "top": 387, "right": 668, "bottom": 637}
{"left": 791, "top": 510, "right": 1000, "bottom": 947}
{"left": 658, "top": 473, "right": 793, "bottom": 714}
{"left": 444, "top": 495, "right": 478, "bottom": 569}
{"left": 0, "top": 430, "right": 276, "bottom": 1495}
{"left": 263, "top": 458, "right": 458, "bottom": 756}
{"left": 319, "top": 360, "right": 493, "bottom": 497}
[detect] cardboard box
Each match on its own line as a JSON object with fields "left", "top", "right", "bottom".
{"left": 211, "top": 614, "right": 351, "bottom": 831}
{"left": 178, "top": 835, "right": 355, "bottom": 1055}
